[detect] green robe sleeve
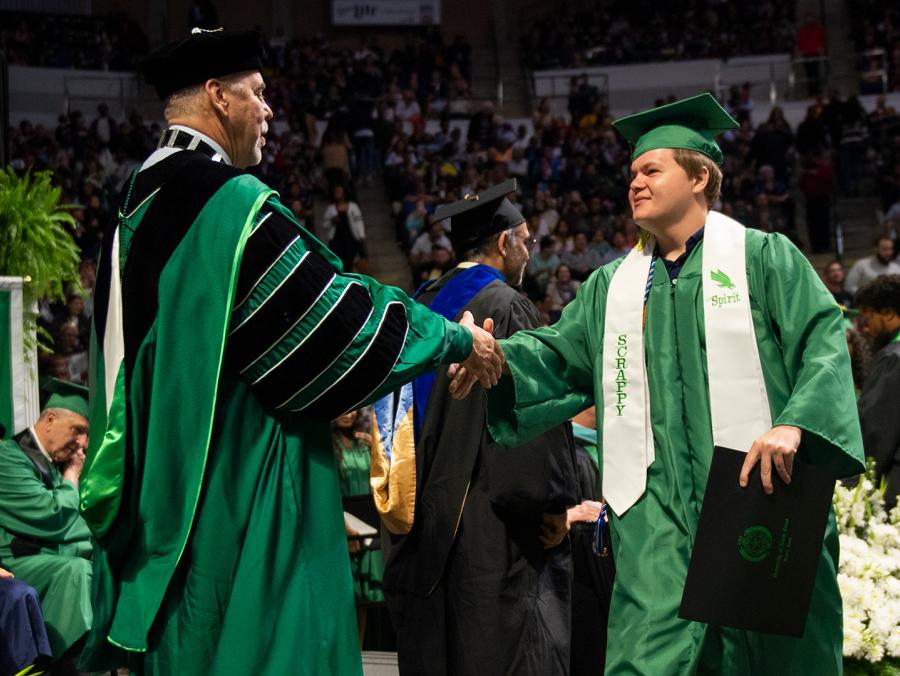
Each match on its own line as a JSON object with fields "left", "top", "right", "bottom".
{"left": 228, "top": 201, "right": 473, "bottom": 419}
{"left": 486, "top": 274, "right": 597, "bottom": 446}
{"left": 760, "top": 233, "right": 866, "bottom": 478}
{"left": 0, "top": 441, "right": 90, "bottom": 544}
{"left": 345, "top": 270, "right": 473, "bottom": 373}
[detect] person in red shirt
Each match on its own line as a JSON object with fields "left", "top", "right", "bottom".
{"left": 797, "top": 13, "right": 827, "bottom": 95}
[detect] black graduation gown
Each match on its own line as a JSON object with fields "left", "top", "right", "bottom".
{"left": 384, "top": 268, "right": 579, "bottom": 676}
{"left": 568, "top": 440, "right": 615, "bottom": 676}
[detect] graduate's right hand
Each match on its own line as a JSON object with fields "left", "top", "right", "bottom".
{"left": 739, "top": 425, "right": 801, "bottom": 495}
{"left": 450, "top": 311, "right": 502, "bottom": 398}
{"left": 63, "top": 448, "right": 86, "bottom": 485}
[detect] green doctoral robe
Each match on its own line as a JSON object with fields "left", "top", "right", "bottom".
{"left": 80, "top": 151, "right": 471, "bottom": 674}
{"left": 487, "top": 230, "right": 865, "bottom": 675}
{"left": 0, "top": 431, "right": 93, "bottom": 659}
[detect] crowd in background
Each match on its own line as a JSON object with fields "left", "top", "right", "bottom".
{"left": 847, "top": 0, "right": 900, "bottom": 93}
{"left": 0, "top": 10, "right": 149, "bottom": 71}
{"left": 3, "top": 13, "right": 900, "bottom": 385}
{"left": 3, "top": 7, "right": 900, "bottom": 667}
{"left": 521, "top": 0, "right": 795, "bottom": 70}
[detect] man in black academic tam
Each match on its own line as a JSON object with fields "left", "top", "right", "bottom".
{"left": 434, "top": 179, "right": 531, "bottom": 285}
{"left": 139, "top": 28, "right": 266, "bottom": 101}
{"left": 136, "top": 27, "right": 271, "bottom": 168}
{"left": 384, "top": 178, "right": 577, "bottom": 674}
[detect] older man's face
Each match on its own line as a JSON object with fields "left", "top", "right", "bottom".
{"left": 225, "top": 71, "right": 273, "bottom": 168}
{"left": 42, "top": 410, "right": 89, "bottom": 464}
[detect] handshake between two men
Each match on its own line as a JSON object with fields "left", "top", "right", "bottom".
{"left": 450, "top": 310, "right": 506, "bottom": 400}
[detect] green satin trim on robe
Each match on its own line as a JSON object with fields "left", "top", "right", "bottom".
{"left": 81, "top": 169, "right": 469, "bottom": 674}
{"left": 79, "top": 361, "right": 125, "bottom": 535}
{"left": 111, "top": 178, "right": 271, "bottom": 651}
{"left": 81, "top": 191, "right": 157, "bottom": 537}
{"left": 487, "top": 229, "right": 865, "bottom": 675}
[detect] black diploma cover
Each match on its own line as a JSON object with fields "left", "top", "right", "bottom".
{"left": 678, "top": 446, "right": 835, "bottom": 637}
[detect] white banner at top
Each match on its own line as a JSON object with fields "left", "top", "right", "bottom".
{"left": 331, "top": 0, "right": 441, "bottom": 26}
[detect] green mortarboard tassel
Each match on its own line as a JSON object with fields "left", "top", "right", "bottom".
{"left": 612, "top": 92, "right": 739, "bottom": 165}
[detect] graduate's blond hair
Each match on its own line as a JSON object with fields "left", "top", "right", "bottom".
{"left": 672, "top": 148, "right": 723, "bottom": 207}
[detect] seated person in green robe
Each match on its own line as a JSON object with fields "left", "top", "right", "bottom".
{"left": 0, "top": 380, "right": 93, "bottom": 666}
{"left": 452, "top": 94, "right": 865, "bottom": 675}
{"left": 332, "top": 408, "right": 384, "bottom": 645}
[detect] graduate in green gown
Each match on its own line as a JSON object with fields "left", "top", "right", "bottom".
{"left": 78, "top": 30, "right": 502, "bottom": 675}
{"left": 0, "top": 380, "right": 92, "bottom": 662}
{"left": 333, "top": 408, "right": 385, "bottom": 644}
{"left": 457, "top": 94, "right": 866, "bottom": 675}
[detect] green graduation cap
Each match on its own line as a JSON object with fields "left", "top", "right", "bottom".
{"left": 433, "top": 179, "right": 525, "bottom": 254}
{"left": 42, "top": 378, "right": 90, "bottom": 421}
{"left": 613, "top": 92, "right": 739, "bottom": 165}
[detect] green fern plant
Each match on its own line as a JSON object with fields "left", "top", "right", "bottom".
{"left": 0, "top": 167, "right": 82, "bottom": 353}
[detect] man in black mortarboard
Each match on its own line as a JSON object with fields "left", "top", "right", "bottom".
{"left": 382, "top": 180, "right": 579, "bottom": 675}
{"left": 78, "top": 28, "right": 502, "bottom": 674}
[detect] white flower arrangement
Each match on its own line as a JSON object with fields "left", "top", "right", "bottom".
{"left": 834, "top": 466, "right": 900, "bottom": 674}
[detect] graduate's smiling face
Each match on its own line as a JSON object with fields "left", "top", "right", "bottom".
{"left": 628, "top": 148, "right": 705, "bottom": 230}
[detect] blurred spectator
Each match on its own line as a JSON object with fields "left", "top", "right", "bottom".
{"left": 322, "top": 185, "right": 367, "bottom": 273}
{"left": 605, "top": 230, "right": 631, "bottom": 263}
{"left": 755, "top": 164, "right": 793, "bottom": 234}
{"left": 410, "top": 221, "right": 453, "bottom": 267}
{"left": 823, "top": 260, "right": 853, "bottom": 306}
{"left": 854, "top": 274, "right": 900, "bottom": 508}
{"left": 796, "top": 104, "right": 829, "bottom": 158}
{"left": 561, "top": 231, "right": 603, "bottom": 281}
{"left": 846, "top": 236, "right": 900, "bottom": 295}
{"left": 751, "top": 107, "right": 794, "bottom": 182}
{"left": 416, "top": 245, "right": 455, "bottom": 284}
{"left": 553, "top": 220, "right": 575, "bottom": 253}
{"left": 799, "top": 150, "right": 834, "bottom": 253}
{"left": 546, "top": 264, "right": 581, "bottom": 312}
{"left": 90, "top": 103, "right": 117, "bottom": 147}
{"left": 395, "top": 90, "right": 422, "bottom": 134}
{"left": 796, "top": 13, "right": 826, "bottom": 95}
{"left": 836, "top": 97, "right": 869, "bottom": 196}
{"left": 527, "top": 236, "right": 562, "bottom": 294}
{"left": 404, "top": 200, "right": 430, "bottom": 247}
{"left": 589, "top": 227, "right": 612, "bottom": 260}
{"left": 320, "top": 128, "right": 353, "bottom": 196}
{"left": 331, "top": 408, "right": 383, "bottom": 643}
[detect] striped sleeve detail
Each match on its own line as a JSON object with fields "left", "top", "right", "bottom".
{"left": 228, "top": 204, "right": 412, "bottom": 420}
{"left": 294, "top": 301, "right": 409, "bottom": 420}
{"left": 228, "top": 251, "right": 337, "bottom": 368}
{"left": 231, "top": 236, "right": 312, "bottom": 329}
{"left": 251, "top": 281, "right": 374, "bottom": 409}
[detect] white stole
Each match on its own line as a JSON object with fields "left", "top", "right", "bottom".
{"left": 601, "top": 211, "right": 771, "bottom": 516}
